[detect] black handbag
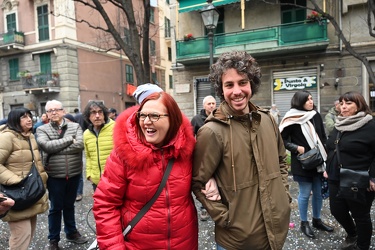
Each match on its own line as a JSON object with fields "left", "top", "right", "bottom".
{"left": 335, "top": 132, "right": 369, "bottom": 205}
{"left": 297, "top": 146, "right": 324, "bottom": 170}
{"left": 0, "top": 139, "right": 46, "bottom": 211}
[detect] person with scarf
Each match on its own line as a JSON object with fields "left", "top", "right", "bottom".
{"left": 279, "top": 90, "right": 333, "bottom": 239}
{"left": 325, "top": 91, "right": 375, "bottom": 250}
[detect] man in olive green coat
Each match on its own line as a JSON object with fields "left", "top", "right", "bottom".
{"left": 192, "top": 51, "right": 291, "bottom": 250}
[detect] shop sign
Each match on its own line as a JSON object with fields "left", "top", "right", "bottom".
{"left": 274, "top": 76, "right": 317, "bottom": 91}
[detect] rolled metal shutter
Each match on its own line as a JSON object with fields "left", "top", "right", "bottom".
{"left": 273, "top": 69, "right": 319, "bottom": 120}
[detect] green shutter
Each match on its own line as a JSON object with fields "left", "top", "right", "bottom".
{"left": 6, "top": 13, "right": 16, "bottom": 32}
{"left": 40, "top": 53, "right": 51, "bottom": 74}
{"left": 37, "top": 5, "right": 49, "bottom": 41}
{"left": 9, "top": 58, "right": 19, "bottom": 80}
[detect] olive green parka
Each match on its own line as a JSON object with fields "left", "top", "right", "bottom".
{"left": 192, "top": 101, "right": 291, "bottom": 250}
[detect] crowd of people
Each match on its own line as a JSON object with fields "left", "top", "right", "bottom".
{"left": 0, "top": 50, "right": 374, "bottom": 250}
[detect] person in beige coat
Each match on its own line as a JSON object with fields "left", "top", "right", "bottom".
{"left": 0, "top": 108, "right": 48, "bottom": 250}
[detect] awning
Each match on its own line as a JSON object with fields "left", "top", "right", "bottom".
{"left": 178, "top": 0, "right": 240, "bottom": 13}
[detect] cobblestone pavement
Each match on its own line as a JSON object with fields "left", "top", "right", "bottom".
{"left": 0, "top": 176, "right": 374, "bottom": 249}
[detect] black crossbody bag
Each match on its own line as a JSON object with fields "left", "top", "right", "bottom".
{"left": 335, "top": 131, "right": 369, "bottom": 204}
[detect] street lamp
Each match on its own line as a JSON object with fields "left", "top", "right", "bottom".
{"left": 200, "top": 0, "right": 219, "bottom": 97}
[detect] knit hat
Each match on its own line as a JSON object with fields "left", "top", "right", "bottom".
{"left": 64, "top": 114, "right": 76, "bottom": 123}
{"left": 133, "top": 83, "right": 163, "bottom": 104}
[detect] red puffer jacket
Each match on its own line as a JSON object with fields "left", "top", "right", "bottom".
{"left": 93, "top": 106, "right": 198, "bottom": 250}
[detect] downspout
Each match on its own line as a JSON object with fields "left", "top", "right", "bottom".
{"left": 338, "top": 0, "right": 343, "bottom": 52}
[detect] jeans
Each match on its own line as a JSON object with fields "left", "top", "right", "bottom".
{"left": 47, "top": 175, "right": 80, "bottom": 241}
{"left": 76, "top": 173, "right": 84, "bottom": 195}
{"left": 329, "top": 180, "right": 374, "bottom": 250}
{"left": 297, "top": 175, "right": 323, "bottom": 221}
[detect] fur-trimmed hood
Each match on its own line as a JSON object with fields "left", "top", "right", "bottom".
{"left": 113, "top": 106, "right": 195, "bottom": 170}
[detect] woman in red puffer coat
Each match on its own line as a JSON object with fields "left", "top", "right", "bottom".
{"left": 93, "top": 91, "right": 198, "bottom": 250}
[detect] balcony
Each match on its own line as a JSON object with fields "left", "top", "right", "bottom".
{"left": 22, "top": 73, "right": 60, "bottom": 94}
{"left": 0, "top": 30, "right": 25, "bottom": 52}
{"left": 176, "top": 20, "right": 329, "bottom": 65}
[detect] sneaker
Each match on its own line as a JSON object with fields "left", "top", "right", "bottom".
{"left": 200, "top": 209, "right": 210, "bottom": 221}
{"left": 48, "top": 240, "right": 60, "bottom": 250}
{"left": 75, "top": 194, "right": 83, "bottom": 202}
{"left": 66, "top": 231, "right": 88, "bottom": 244}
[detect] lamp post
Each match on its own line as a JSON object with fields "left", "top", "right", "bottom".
{"left": 200, "top": 0, "right": 219, "bottom": 97}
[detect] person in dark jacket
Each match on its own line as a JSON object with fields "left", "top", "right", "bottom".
{"left": 325, "top": 91, "right": 375, "bottom": 250}
{"left": 191, "top": 95, "right": 216, "bottom": 221}
{"left": 36, "top": 100, "right": 87, "bottom": 250}
{"left": 279, "top": 90, "right": 334, "bottom": 239}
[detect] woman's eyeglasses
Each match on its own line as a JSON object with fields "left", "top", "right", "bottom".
{"left": 137, "top": 112, "right": 169, "bottom": 122}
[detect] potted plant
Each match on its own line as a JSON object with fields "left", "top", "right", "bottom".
{"left": 184, "top": 33, "right": 195, "bottom": 41}
{"left": 305, "top": 11, "right": 324, "bottom": 24}
{"left": 18, "top": 70, "right": 32, "bottom": 79}
{"left": 52, "top": 72, "right": 60, "bottom": 78}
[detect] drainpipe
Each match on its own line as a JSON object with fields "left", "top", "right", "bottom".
{"left": 338, "top": 0, "right": 343, "bottom": 52}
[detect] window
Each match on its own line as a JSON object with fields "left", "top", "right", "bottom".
{"left": 9, "top": 58, "right": 19, "bottom": 80}
{"left": 39, "top": 53, "right": 51, "bottom": 74}
{"left": 166, "top": 0, "right": 170, "bottom": 4}
{"left": 150, "top": 39, "right": 156, "bottom": 56}
{"left": 169, "top": 75, "right": 173, "bottom": 89}
{"left": 6, "top": 13, "right": 16, "bottom": 32}
{"left": 123, "top": 28, "right": 130, "bottom": 44}
{"left": 164, "top": 17, "right": 171, "bottom": 38}
{"left": 168, "top": 47, "right": 172, "bottom": 61}
{"left": 126, "top": 64, "right": 134, "bottom": 83}
{"left": 37, "top": 5, "right": 49, "bottom": 41}
{"left": 281, "top": 0, "right": 306, "bottom": 24}
{"left": 150, "top": 8, "right": 155, "bottom": 23}
{"left": 151, "top": 72, "right": 157, "bottom": 83}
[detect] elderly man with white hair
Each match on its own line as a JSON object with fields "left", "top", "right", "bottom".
{"left": 36, "top": 100, "right": 86, "bottom": 250}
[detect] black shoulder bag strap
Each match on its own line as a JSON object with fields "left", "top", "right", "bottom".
{"left": 28, "top": 138, "right": 35, "bottom": 164}
{"left": 335, "top": 131, "right": 342, "bottom": 168}
{"left": 122, "top": 158, "right": 175, "bottom": 238}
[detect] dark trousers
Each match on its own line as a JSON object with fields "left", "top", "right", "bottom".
{"left": 47, "top": 175, "right": 80, "bottom": 241}
{"left": 328, "top": 180, "right": 375, "bottom": 250}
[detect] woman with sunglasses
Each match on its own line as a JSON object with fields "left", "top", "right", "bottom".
{"left": 93, "top": 91, "right": 198, "bottom": 249}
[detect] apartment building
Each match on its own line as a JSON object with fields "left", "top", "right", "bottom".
{"left": 172, "top": 0, "right": 375, "bottom": 119}
{"left": 0, "top": 0, "right": 163, "bottom": 118}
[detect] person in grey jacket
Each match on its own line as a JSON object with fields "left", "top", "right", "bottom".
{"left": 36, "top": 100, "right": 87, "bottom": 250}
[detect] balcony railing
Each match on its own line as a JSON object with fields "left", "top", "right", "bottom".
{"left": 176, "top": 20, "right": 328, "bottom": 64}
{"left": 0, "top": 30, "right": 25, "bottom": 47}
{"left": 21, "top": 73, "right": 60, "bottom": 89}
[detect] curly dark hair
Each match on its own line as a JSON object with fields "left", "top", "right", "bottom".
{"left": 82, "top": 101, "right": 109, "bottom": 124}
{"left": 209, "top": 51, "right": 262, "bottom": 101}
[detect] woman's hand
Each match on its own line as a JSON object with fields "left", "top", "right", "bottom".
{"left": 297, "top": 146, "right": 305, "bottom": 155}
{"left": 201, "top": 178, "right": 221, "bottom": 201}
{"left": 0, "top": 195, "right": 15, "bottom": 216}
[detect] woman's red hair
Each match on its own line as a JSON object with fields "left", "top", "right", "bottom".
{"left": 135, "top": 92, "right": 183, "bottom": 146}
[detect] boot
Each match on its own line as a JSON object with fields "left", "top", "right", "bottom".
{"left": 312, "top": 218, "right": 334, "bottom": 232}
{"left": 340, "top": 234, "right": 358, "bottom": 250}
{"left": 300, "top": 221, "right": 316, "bottom": 239}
